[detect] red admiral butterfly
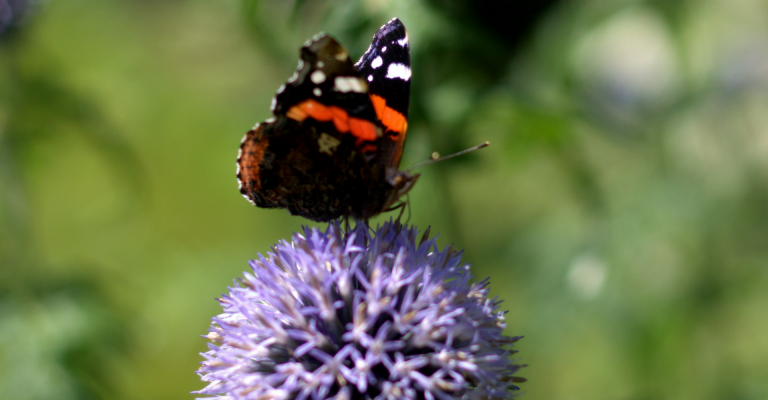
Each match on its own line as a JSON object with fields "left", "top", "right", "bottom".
{"left": 237, "top": 18, "right": 417, "bottom": 222}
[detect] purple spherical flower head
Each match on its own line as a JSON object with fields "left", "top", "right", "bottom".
{"left": 196, "top": 220, "right": 524, "bottom": 400}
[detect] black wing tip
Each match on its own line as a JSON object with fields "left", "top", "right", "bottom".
{"left": 381, "top": 18, "right": 406, "bottom": 34}
{"left": 365, "top": 18, "right": 407, "bottom": 51}
{"left": 302, "top": 32, "right": 335, "bottom": 50}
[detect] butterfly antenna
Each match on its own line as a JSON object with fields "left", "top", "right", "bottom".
{"left": 406, "top": 141, "right": 490, "bottom": 172}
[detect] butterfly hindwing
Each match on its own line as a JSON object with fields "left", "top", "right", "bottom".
{"left": 237, "top": 118, "right": 386, "bottom": 221}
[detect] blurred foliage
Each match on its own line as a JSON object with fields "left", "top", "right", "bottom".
{"left": 2, "top": 0, "right": 768, "bottom": 399}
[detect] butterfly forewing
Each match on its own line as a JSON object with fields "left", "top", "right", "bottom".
{"left": 355, "top": 18, "right": 411, "bottom": 169}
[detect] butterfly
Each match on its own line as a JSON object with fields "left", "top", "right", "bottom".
{"left": 237, "top": 18, "right": 417, "bottom": 222}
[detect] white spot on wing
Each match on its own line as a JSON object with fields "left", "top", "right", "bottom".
{"left": 311, "top": 70, "right": 326, "bottom": 84}
{"left": 334, "top": 76, "right": 367, "bottom": 93}
{"left": 385, "top": 63, "right": 411, "bottom": 81}
{"left": 335, "top": 52, "right": 348, "bottom": 61}
{"left": 242, "top": 193, "right": 255, "bottom": 204}
{"left": 351, "top": 78, "right": 367, "bottom": 92}
{"left": 270, "top": 97, "right": 277, "bottom": 111}
{"left": 276, "top": 84, "right": 286, "bottom": 94}
{"left": 313, "top": 88, "right": 322, "bottom": 96}
{"left": 371, "top": 56, "right": 383, "bottom": 69}
{"left": 317, "top": 61, "right": 324, "bottom": 68}
{"left": 334, "top": 77, "right": 350, "bottom": 92}
{"left": 397, "top": 35, "right": 408, "bottom": 47}
{"left": 368, "top": 75, "right": 373, "bottom": 82}
{"left": 382, "top": 46, "right": 387, "bottom": 52}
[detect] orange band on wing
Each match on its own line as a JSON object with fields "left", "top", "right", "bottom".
{"left": 361, "top": 143, "right": 377, "bottom": 154}
{"left": 286, "top": 105, "right": 309, "bottom": 121}
{"left": 371, "top": 94, "right": 387, "bottom": 119}
{"left": 348, "top": 117, "right": 378, "bottom": 142}
{"left": 329, "top": 106, "right": 349, "bottom": 133}
{"left": 287, "top": 99, "right": 380, "bottom": 144}
{"left": 370, "top": 94, "right": 408, "bottom": 137}
{"left": 303, "top": 99, "right": 333, "bottom": 121}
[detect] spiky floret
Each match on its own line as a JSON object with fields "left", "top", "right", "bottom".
{"left": 196, "top": 220, "right": 524, "bottom": 400}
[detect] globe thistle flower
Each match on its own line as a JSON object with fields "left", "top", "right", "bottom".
{"left": 196, "top": 220, "right": 524, "bottom": 400}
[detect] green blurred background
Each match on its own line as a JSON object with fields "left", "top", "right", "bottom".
{"left": 2, "top": 0, "right": 768, "bottom": 399}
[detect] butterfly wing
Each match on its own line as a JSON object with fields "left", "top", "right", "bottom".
{"left": 237, "top": 34, "right": 398, "bottom": 221}
{"left": 355, "top": 18, "right": 411, "bottom": 169}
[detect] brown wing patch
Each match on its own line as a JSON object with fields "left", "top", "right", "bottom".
{"left": 237, "top": 123, "right": 268, "bottom": 204}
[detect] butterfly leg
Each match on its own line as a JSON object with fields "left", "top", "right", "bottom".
{"left": 384, "top": 199, "right": 410, "bottom": 224}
